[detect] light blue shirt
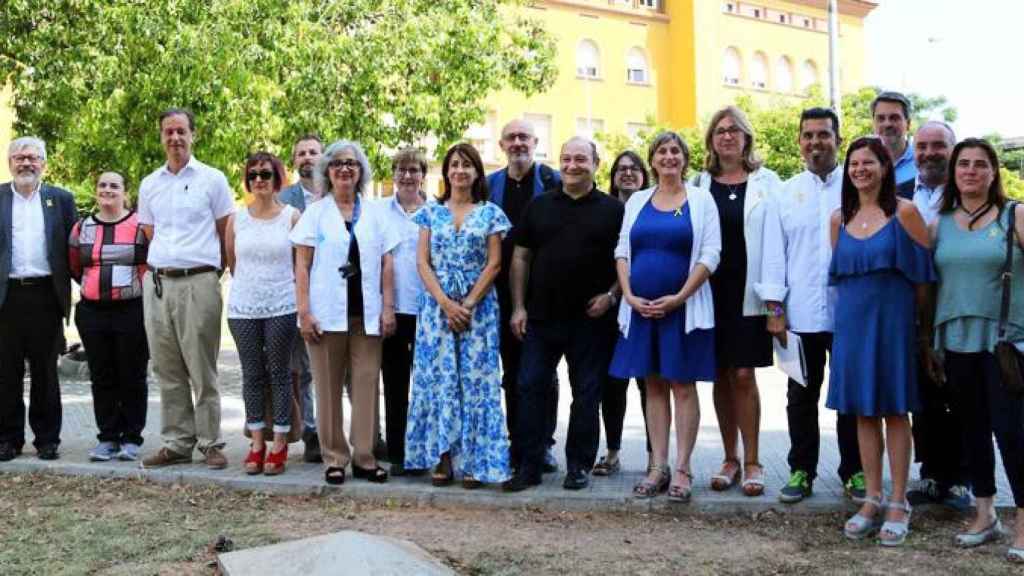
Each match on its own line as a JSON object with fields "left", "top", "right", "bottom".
{"left": 377, "top": 195, "right": 427, "bottom": 316}
{"left": 893, "top": 142, "right": 918, "bottom": 187}
{"left": 911, "top": 178, "right": 944, "bottom": 226}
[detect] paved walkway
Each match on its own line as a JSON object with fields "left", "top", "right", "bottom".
{"left": 2, "top": 350, "right": 1013, "bottom": 512}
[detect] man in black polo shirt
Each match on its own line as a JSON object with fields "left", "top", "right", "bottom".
{"left": 487, "top": 119, "right": 562, "bottom": 474}
{"left": 503, "top": 137, "right": 623, "bottom": 492}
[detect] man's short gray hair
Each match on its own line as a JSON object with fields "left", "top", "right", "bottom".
{"left": 315, "top": 140, "right": 373, "bottom": 196}
{"left": 8, "top": 136, "right": 47, "bottom": 161}
{"left": 918, "top": 121, "right": 956, "bottom": 145}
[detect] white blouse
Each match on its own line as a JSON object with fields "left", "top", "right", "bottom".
{"left": 228, "top": 205, "right": 297, "bottom": 319}
{"left": 290, "top": 197, "right": 401, "bottom": 335}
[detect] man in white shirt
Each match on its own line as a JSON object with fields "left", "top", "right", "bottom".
{"left": 760, "top": 108, "right": 863, "bottom": 503}
{"left": 900, "top": 121, "right": 972, "bottom": 510}
{"left": 0, "top": 137, "right": 76, "bottom": 462}
{"left": 138, "top": 108, "right": 235, "bottom": 470}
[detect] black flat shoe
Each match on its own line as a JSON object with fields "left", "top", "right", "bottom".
{"left": 502, "top": 472, "right": 542, "bottom": 493}
{"left": 37, "top": 444, "right": 59, "bottom": 461}
{"left": 352, "top": 464, "right": 389, "bottom": 483}
{"left": 0, "top": 442, "right": 18, "bottom": 462}
{"left": 563, "top": 468, "right": 590, "bottom": 491}
{"left": 325, "top": 466, "right": 346, "bottom": 485}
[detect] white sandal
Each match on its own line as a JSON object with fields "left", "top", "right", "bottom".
{"left": 844, "top": 495, "right": 884, "bottom": 540}
{"left": 879, "top": 500, "right": 912, "bottom": 547}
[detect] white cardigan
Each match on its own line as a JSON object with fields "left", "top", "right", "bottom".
{"left": 615, "top": 185, "right": 721, "bottom": 338}
{"left": 691, "top": 167, "right": 782, "bottom": 316}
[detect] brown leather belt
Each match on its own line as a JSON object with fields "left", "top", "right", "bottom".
{"left": 148, "top": 265, "right": 217, "bottom": 278}
{"left": 8, "top": 276, "right": 51, "bottom": 287}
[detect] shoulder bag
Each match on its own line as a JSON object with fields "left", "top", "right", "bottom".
{"left": 994, "top": 201, "right": 1024, "bottom": 394}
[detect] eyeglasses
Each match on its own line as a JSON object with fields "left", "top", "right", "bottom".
{"left": 246, "top": 170, "right": 275, "bottom": 182}
{"left": 502, "top": 132, "right": 533, "bottom": 143}
{"left": 616, "top": 165, "right": 641, "bottom": 174}
{"left": 395, "top": 167, "right": 422, "bottom": 177}
{"left": 328, "top": 159, "right": 360, "bottom": 170}
{"left": 11, "top": 154, "right": 42, "bottom": 164}
{"left": 713, "top": 126, "right": 743, "bottom": 138}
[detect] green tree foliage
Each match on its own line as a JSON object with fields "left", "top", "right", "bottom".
{"left": 0, "top": 0, "right": 557, "bottom": 208}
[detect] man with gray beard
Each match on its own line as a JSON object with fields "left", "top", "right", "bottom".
{"left": 902, "top": 121, "right": 972, "bottom": 511}
{"left": 0, "top": 137, "right": 77, "bottom": 461}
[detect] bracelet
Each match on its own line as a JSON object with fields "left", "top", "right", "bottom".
{"left": 606, "top": 291, "right": 618, "bottom": 305}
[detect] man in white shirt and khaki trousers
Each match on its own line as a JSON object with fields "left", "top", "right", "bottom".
{"left": 138, "top": 108, "right": 235, "bottom": 470}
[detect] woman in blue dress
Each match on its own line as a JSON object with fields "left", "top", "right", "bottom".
{"left": 609, "top": 132, "right": 721, "bottom": 502}
{"left": 827, "top": 136, "right": 935, "bottom": 545}
{"left": 404, "top": 143, "right": 512, "bottom": 488}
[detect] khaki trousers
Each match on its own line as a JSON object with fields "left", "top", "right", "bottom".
{"left": 307, "top": 318, "right": 381, "bottom": 470}
{"left": 143, "top": 272, "right": 223, "bottom": 454}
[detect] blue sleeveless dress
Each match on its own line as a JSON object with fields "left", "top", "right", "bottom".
{"left": 826, "top": 218, "right": 936, "bottom": 416}
{"left": 609, "top": 200, "right": 715, "bottom": 382}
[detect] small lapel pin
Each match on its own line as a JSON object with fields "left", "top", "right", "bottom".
{"left": 46, "top": 199, "right": 53, "bottom": 207}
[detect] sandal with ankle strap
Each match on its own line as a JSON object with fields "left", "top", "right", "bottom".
{"left": 668, "top": 468, "right": 693, "bottom": 503}
{"left": 432, "top": 453, "right": 454, "bottom": 487}
{"left": 844, "top": 495, "right": 884, "bottom": 540}
{"left": 633, "top": 464, "right": 669, "bottom": 499}
{"left": 741, "top": 462, "right": 765, "bottom": 497}
{"left": 879, "top": 500, "right": 912, "bottom": 547}
{"left": 710, "top": 458, "right": 740, "bottom": 491}
{"left": 324, "top": 466, "right": 346, "bottom": 485}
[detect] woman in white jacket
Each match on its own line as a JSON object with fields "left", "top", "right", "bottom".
{"left": 693, "top": 106, "right": 781, "bottom": 497}
{"left": 609, "top": 132, "right": 721, "bottom": 502}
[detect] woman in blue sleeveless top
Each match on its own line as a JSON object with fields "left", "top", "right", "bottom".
{"left": 827, "top": 137, "right": 935, "bottom": 545}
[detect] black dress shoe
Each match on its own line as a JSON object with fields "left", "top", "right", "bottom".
{"left": 563, "top": 468, "right": 590, "bottom": 490}
{"left": 352, "top": 464, "right": 389, "bottom": 483}
{"left": 302, "top": 430, "right": 323, "bottom": 463}
{"left": 502, "top": 471, "right": 542, "bottom": 493}
{"left": 0, "top": 442, "right": 18, "bottom": 462}
{"left": 542, "top": 448, "right": 559, "bottom": 474}
{"left": 37, "top": 444, "right": 59, "bottom": 461}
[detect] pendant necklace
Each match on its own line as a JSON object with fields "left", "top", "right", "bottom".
{"left": 725, "top": 183, "right": 742, "bottom": 201}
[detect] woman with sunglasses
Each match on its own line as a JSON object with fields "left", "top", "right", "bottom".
{"left": 290, "top": 140, "right": 400, "bottom": 485}
{"left": 225, "top": 152, "right": 299, "bottom": 476}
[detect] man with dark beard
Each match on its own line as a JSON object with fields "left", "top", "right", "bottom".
{"left": 902, "top": 121, "right": 972, "bottom": 511}
{"left": 279, "top": 134, "right": 324, "bottom": 462}
{"left": 0, "top": 137, "right": 76, "bottom": 462}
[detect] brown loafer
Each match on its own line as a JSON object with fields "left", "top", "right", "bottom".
{"left": 203, "top": 446, "right": 228, "bottom": 470}
{"left": 140, "top": 447, "right": 192, "bottom": 469}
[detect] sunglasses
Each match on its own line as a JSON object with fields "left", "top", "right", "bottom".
{"left": 246, "top": 170, "right": 275, "bottom": 182}
{"left": 328, "top": 159, "right": 360, "bottom": 170}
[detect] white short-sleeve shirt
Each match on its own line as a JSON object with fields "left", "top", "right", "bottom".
{"left": 290, "top": 196, "right": 401, "bottom": 335}
{"left": 138, "top": 156, "right": 236, "bottom": 269}
{"left": 375, "top": 195, "right": 426, "bottom": 315}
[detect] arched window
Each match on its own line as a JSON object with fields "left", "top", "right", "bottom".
{"left": 801, "top": 59, "right": 819, "bottom": 92}
{"left": 751, "top": 51, "right": 768, "bottom": 89}
{"left": 723, "top": 47, "right": 741, "bottom": 85}
{"left": 576, "top": 40, "right": 600, "bottom": 79}
{"left": 775, "top": 56, "right": 793, "bottom": 93}
{"left": 626, "top": 47, "right": 649, "bottom": 84}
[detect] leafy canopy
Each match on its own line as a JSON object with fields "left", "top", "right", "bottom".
{"left": 0, "top": 0, "right": 557, "bottom": 209}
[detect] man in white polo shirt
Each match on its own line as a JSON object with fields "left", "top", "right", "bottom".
{"left": 138, "top": 108, "right": 235, "bottom": 469}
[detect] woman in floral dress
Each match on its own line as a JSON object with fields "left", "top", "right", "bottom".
{"left": 404, "top": 143, "right": 512, "bottom": 488}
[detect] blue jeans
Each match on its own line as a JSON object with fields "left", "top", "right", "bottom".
{"left": 515, "top": 313, "right": 617, "bottom": 476}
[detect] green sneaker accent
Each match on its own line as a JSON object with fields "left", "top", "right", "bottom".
{"left": 845, "top": 471, "right": 867, "bottom": 501}
{"left": 779, "top": 470, "right": 812, "bottom": 503}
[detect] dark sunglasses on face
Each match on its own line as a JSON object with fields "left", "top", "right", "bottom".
{"left": 328, "top": 159, "right": 360, "bottom": 170}
{"left": 246, "top": 170, "right": 275, "bottom": 182}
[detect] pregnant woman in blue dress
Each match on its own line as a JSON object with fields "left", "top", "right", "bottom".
{"left": 609, "top": 132, "right": 721, "bottom": 502}
{"left": 827, "top": 137, "right": 935, "bottom": 545}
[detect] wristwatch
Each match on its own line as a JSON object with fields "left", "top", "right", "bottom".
{"left": 767, "top": 304, "right": 785, "bottom": 317}
{"left": 606, "top": 291, "right": 619, "bottom": 305}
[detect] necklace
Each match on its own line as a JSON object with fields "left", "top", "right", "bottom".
{"left": 726, "top": 184, "right": 741, "bottom": 201}
{"left": 959, "top": 202, "right": 990, "bottom": 219}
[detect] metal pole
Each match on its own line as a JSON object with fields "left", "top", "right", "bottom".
{"left": 828, "top": 0, "right": 841, "bottom": 117}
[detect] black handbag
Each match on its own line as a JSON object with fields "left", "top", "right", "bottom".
{"left": 994, "top": 202, "right": 1024, "bottom": 394}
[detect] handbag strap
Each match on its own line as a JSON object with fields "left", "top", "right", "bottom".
{"left": 1000, "top": 201, "right": 1018, "bottom": 339}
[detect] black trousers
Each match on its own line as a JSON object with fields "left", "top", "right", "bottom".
{"left": 499, "top": 289, "right": 557, "bottom": 467}
{"left": 381, "top": 313, "right": 416, "bottom": 464}
{"left": 0, "top": 282, "right": 63, "bottom": 448}
{"left": 946, "top": 350, "right": 1024, "bottom": 506}
{"left": 911, "top": 356, "right": 968, "bottom": 490}
{"left": 786, "top": 332, "right": 861, "bottom": 482}
{"left": 516, "top": 314, "right": 617, "bottom": 476}
{"left": 76, "top": 298, "right": 149, "bottom": 445}
{"left": 601, "top": 377, "right": 649, "bottom": 452}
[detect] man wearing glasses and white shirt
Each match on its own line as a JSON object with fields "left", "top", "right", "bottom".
{"left": 760, "top": 107, "right": 863, "bottom": 504}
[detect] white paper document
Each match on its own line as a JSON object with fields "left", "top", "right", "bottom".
{"left": 773, "top": 332, "right": 807, "bottom": 386}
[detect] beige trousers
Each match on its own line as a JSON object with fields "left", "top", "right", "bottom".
{"left": 307, "top": 318, "right": 382, "bottom": 469}
{"left": 143, "top": 272, "right": 223, "bottom": 454}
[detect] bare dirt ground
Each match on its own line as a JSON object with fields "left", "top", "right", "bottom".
{"left": 0, "top": 473, "right": 1020, "bottom": 576}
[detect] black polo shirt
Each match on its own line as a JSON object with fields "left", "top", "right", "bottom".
{"left": 514, "top": 185, "right": 623, "bottom": 321}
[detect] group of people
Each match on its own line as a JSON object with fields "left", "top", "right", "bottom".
{"left": 1, "top": 91, "right": 1023, "bottom": 560}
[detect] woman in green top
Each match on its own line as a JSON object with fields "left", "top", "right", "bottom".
{"left": 927, "top": 138, "right": 1024, "bottom": 563}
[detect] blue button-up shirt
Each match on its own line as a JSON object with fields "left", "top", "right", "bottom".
{"left": 893, "top": 141, "right": 918, "bottom": 187}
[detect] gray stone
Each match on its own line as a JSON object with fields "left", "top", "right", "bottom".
{"left": 217, "top": 530, "right": 455, "bottom": 576}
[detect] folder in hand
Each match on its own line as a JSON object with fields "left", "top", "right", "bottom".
{"left": 773, "top": 331, "right": 807, "bottom": 386}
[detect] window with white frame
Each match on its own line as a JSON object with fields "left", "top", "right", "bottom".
{"left": 524, "top": 113, "right": 553, "bottom": 160}
{"left": 723, "top": 47, "right": 742, "bottom": 85}
{"left": 751, "top": 52, "right": 768, "bottom": 89}
{"left": 626, "top": 47, "right": 649, "bottom": 84}
{"left": 464, "top": 111, "right": 497, "bottom": 163}
{"left": 575, "top": 117, "right": 605, "bottom": 141}
{"left": 576, "top": 39, "right": 600, "bottom": 79}
{"left": 801, "top": 59, "right": 819, "bottom": 92}
{"left": 638, "top": 0, "right": 657, "bottom": 8}
{"left": 775, "top": 56, "right": 793, "bottom": 93}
